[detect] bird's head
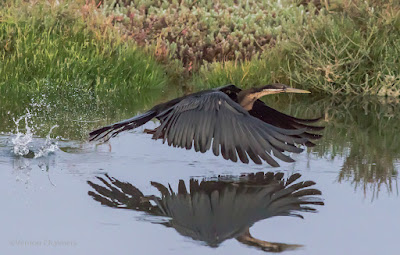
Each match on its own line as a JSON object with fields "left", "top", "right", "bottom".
{"left": 254, "top": 83, "right": 311, "bottom": 95}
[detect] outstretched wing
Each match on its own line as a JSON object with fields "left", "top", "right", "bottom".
{"left": 152, "top": 91, "right": 309, "bottom": 166}
{"left": 88, "top": 110, "right": 158, "bottom": 141}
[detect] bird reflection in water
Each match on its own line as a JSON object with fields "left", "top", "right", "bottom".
{"left": 88, "top": 172, "right": 324, "bottom": 252}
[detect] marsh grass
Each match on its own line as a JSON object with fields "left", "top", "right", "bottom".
{"left": 188, "top": 0, "right": 400, "bottom": 95}
{"left": 191, "top": 46, "right": 294, "bottom": 90}
{"left": 287, "top": 0, "right": 400, "bottom": 95}
{"left": 0, "top": 0, "right": 167, "bottom": 94}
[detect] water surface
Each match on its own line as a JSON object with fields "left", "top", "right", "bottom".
{"left": 0, "top": 90, "right": 399, "bottom": 255}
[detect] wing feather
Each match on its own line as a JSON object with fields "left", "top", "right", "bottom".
{"left": 174, "top": 113, "right": 186, "bottom": 148}
{"left": 166, "top": 112, "right": 181, "bottom": 146}
{"left": 153, "top": 91, "right": 309, "bottom": 166}
{"left": 242, "top": 124, "right": 279, "bottom": 166}
{"left": 231, "top": 120, "right": 249, "bottom": 164}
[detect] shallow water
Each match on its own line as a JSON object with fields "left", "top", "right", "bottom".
{"left": 0, "top": 91, "right": 399, "bottom": 255}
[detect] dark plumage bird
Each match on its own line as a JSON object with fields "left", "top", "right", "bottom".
{"left": 89, "top": 84, "right": 324, "bottom": 166}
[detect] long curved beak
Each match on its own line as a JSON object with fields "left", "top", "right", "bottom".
{"left": 284, "top": 87, "right": 311, "bottom": 94}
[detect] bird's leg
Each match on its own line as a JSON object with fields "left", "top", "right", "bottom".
{"left": 144, "top": 128, "right": 157, "bottom": 134}
{"left": 139, "top": 195, "right": 158, "bottom": 203}
{"left": 144, "top": 128, "right": 165, "bottom": 140}
{"left": 236, "top": 228, "right": 302, "bottom": 252}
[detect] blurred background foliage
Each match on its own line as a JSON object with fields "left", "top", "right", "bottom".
{"left": 1, "top": 0, "right": 399, "bottom": 95}
{"left": 94, "top": 0, "right": 400, "bottom": 95}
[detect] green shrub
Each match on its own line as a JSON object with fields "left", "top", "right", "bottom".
{"left": 98, "top": 0, "right": 319, "bottom": 73}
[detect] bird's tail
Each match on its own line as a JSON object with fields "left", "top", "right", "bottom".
{"left": 89, "top": 110, "right": 157, "bottom": 141}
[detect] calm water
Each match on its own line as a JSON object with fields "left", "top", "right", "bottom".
{"left": 0, "top": 90, "right": 399, "bottom": 255}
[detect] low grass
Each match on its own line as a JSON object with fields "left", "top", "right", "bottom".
{"left": 0, "top": 0, "right": 168, "bottom": 94}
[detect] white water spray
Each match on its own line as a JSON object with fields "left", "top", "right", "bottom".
{"left": 34, "top": 124, "right": 59, "bottom": 158}
{"left": 12, "top": 112, "right": 34, "bottom": 156}
{"left": 11, "top": 110, "right": 59, "bottom": 158}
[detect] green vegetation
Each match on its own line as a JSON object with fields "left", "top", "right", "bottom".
{"left": 1, "top": 0, "right": 399, "bottom": 95}
{"left": 288, "top": 1, "right": 400, "bottom": 95}
{"left": 99, "top": 0, "right": 315, "bottom": 72}
{"left": 0, "top": 0, "right": 167, "bottom": 94}
{"left": 98, "top": 0, "right": 400, "bottom": 95}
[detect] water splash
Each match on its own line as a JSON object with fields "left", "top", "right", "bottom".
{"left": 11, "top": 111, "right": 59, "bottom": 158}
{"left": 34, "top": 124, "right": 59, "bottom": 158}
{"left": 12, "top": 112, "right": 33, "bottom": 156}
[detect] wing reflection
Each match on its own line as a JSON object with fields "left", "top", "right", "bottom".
{"left": 88, "top": 172, "right": 324, "bottom": 252}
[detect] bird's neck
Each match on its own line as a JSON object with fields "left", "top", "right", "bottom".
{"left": 238, "top": 92, "right": 257, "bottom": 111}
{"left": 236, "top": 228, "right": 276, "bottom": 250}
{"left": 238, "top": 89, "right": 279, "bottom": 111}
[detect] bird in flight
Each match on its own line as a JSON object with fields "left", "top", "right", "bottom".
{"left": 89, "top": 84, "right": 324, "bottom": 166}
